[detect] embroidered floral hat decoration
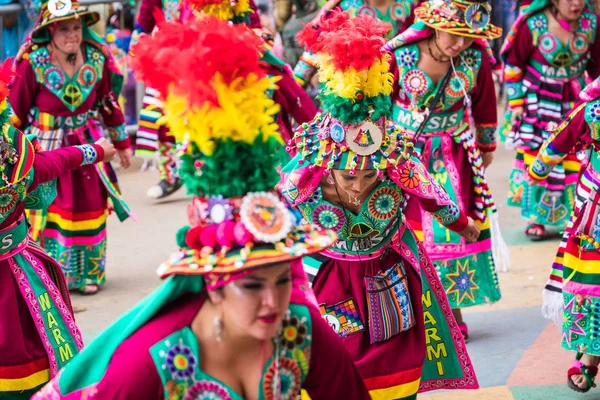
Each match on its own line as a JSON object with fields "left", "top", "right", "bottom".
{"left": 280, "top": 11, "right": 453, "bottom": 208}
{"left": 130, "top": 17, "right": 336, "bottom": 284}
{"left": 288, "top": 10, "right": 416, "bottom": 176}
{"left": 414, "top": 0, "right": 501, "bottom": 39}
{"left": 30, "top": 0, "right": 100, "bottom": 41}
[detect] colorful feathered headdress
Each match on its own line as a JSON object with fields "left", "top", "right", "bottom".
{"left": 130, "top": 17, "right": 335, "bottom": 281}
{"left": 179, "top": 0, "right": 253, "bottom": 24}
{"left": 287, "top": 10, "right": 414, "bottom": 175}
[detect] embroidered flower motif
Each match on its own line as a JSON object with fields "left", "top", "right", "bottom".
{"left": 44, "top": 67, "right": 65, "bottom": 91}
{"left": 530, "top": 15, "right": 547, "bottom": 31}
{"left": 446, "top": 71, "right": 471, "bottom": 98}
{"left": 587, "top": 102, "right": 600, "bottom": 122}
{"left": 402, "top": 69, "right": 429, "bottom": 97}
{"left": 368, "top": 187, "right": 399, "bottom": 220}
{"left": 90, "top": 50, "right": 103, "bottom": 64}
{"left": 460, "top": 50, "right": 477, "bottom": 67}
{"left": 165, "top": 343, "right": 197, "bottom": 380}
{"left": 77, "top": 65, "right": 98, "bottom": 88}
{"left": 32, "top": 51, "right": 50, "bottom": 66}
{"left": 306, "top": 187, "right": 321, "bottom": 204}
{"left": 184, "top": 381, "right": 232, "bottom": 400}
{"left": 398, "top": 167, "right": 420, "bottom": 190}
{"left": 280, "top": 314, "right": 308, "bottom": 350}
{"left": 263, "top": 357, "right": 302, "bottom": 400}
{"left": 0, "top": 189, "right": 18, "bottom": 213}
{"left": 581, "top": 16, "right": 591, "bottom": 31}
{"left": 397, "top": 48, "right": 418, "bottom": 68}
{"left": 313, "top": 205, "right": 345, "bottom": 230}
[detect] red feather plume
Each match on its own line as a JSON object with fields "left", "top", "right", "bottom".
{"left": 297, "top": 10, "right": 392, "bottom": 71}
{"left": 129, "top": 17, "right": 265, "bottom": 108}
{"left": 0, "top": 58, "right": 15, "bottom": 102}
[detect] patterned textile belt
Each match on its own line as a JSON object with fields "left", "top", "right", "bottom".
{"left": 31, "top": 109, "right": 98, "bottom": 130}
{"left": 0, "top": 217, "right": 28, "bottom": 259}
{"left": 393, "top": 107, "right": 464, "bottom": 133}
{"left": 529, "top": 56, "right": 588, "bottom": 82}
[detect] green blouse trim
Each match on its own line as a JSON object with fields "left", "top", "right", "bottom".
{"left": 394, "top": 43, "right": 481, "bottom": 111}
{"left": 149, "top": 303, "right": 312, "bottom": 400}
{"left": 28, "top": 43, "right": 105, "bottom": 112}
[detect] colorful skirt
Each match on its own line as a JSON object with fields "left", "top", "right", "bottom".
{"left": 28, "top": 124, "right": 133, "bottom": 290}
{"left": 0, "top": 236, "right": 83, "bottom": 398}
{"left": 541, "top": 168, "right": 600, "bottom": 354}
{"left": 405, "top": 132, "right": 501, "bottom": 308}
{"left": 310, "top": 227, "right": 477, "bottom": 399}
{"left": 508, "top": 148, "right": 580, "bottom": 227}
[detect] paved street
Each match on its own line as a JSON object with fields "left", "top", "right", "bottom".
{"left": 70, "top": 144, "right": 589, "bottom": 400}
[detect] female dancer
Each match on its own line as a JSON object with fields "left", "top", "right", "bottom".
{"left": 501, "top": 0, "right": 600, "bottom": 240}
{"left": 32, "top": 17, "right": 369, "bottom": 399}
{"left": 383, "top": 0, "right": 506, "bottom": 340}
{"left": 0, "top": 59, "right": 117, "bottom": 398}
{"left": 293, "top": 0, "right": 421, "bottom": 87}
{"left": 10, "top": 1, "right": 134, "bottom": 295}
{"left": 280, "top": 11, "right": 479, "bottom": 399}
{"left": 133, "top": 0, "right": 315, "bottom": 198}
{"left": 529, "top": 78, "right": 600, "bottom": 393}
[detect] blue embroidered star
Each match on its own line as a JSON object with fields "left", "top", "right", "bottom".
{"left": 446, "top": 260, "right": 479, "bottom": 305}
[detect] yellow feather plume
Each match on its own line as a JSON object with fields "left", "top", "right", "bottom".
{"left": 190, "top": 0, "right": 251, "bottom": 21}
{"left": 315, "top": 53, "right": 393, "bottom": 99}
{"left": 160, "top": 73, "right": 282, "bottom": 156}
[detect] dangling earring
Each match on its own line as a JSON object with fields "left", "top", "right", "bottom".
{"left": 326, "top": 174, "right": 334, "bottom": 185}
{"left": 213, "top": 315, "right": 224, "bottom": 342}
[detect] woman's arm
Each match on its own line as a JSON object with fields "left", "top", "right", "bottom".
{"left": 502, "top": 22, "right": 534, "bottom": 110}
{"left": 528, "top": 102, "right": 590, "bottom": 181}
{"left": 30, "top": 143, "right": 105, "bottom": 190}
{"left": 389, "top": 157, "right": 469, "bottom": 233}
{"left": 470, "top": 48, "right": 498, "bottom": 153}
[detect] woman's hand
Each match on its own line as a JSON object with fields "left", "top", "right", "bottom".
{"left": 95, "top": 138, "right": 116, "bottom": 162}
{"left": 511, "top": 106, "right": 524, "bottom": 122}
{"left": 458, "top": 217, "right": 481, "bottom": 243}
{"left": 482, "top": 152, "right": 494, "bottom": 169}
{"left": 118, "top": 148, "right": 132, "bottom": 169}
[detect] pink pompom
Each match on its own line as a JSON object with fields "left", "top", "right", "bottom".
{"left": 234, "top": 222, "right": 254, "bottom": 245}
{"left": 216, "top": 220, "right": 236, "bottom": 248}
{"left": 185, "top": 226, "right": 204, "bottom": 250}
{"left": 200, "top": 224, "right": 218, "bottom": 249}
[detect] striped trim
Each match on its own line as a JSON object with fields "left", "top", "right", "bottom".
{"left": 0, "top": 358, "right": 50, "bottom": 391}
{"left": 46, "top": 208, "right": 107, "bottom": 232}
{"left": 365, "top": 367, "right": 421, "bottom": 400}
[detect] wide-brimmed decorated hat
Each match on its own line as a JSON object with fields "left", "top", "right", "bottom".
{"left": 31, "top": 1, "right": 100, "bottom": 40}
{"left": 414, "top": 0, "right": 501, "bottom": 39}
{"left": 287, "top": 11, "right": 415, "bottom": 175}
{"left": 130, "top": 17, "right": 335, "bottom": 285}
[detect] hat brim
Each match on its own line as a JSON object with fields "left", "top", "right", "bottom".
{"left": 158, "top": 229, "right": 337, "bottom": 278}
{"left": 415, "top": 4, "right": 502, "bottom": 40}
{"left": 31, "top": 8, "right": 100, "bottom": 40}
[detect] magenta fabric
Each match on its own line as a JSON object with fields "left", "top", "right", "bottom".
{"left": 311, "top": 249, "right": 426, "bottom": 383}
{"left": 42, "top": 293, "right": 371, "bottom": 399}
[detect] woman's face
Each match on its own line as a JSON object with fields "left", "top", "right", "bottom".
{"left": 209, "top": 262, "right": 292, "bottom": 341}
{"left": 332, "top": 169, "right": 379, "bottom": 199}
{"left": 51, "top": 19, "right": 83, "bottom": 54}
{"left": 435, "top": 31, "right": 474, "bottom": 58}
{"left": 554, "top": 0, "right": 585, "bottom": 20}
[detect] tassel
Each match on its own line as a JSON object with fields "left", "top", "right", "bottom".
{"left": 488, "top": 209, "right": 511, "bottom": 273}
{"left": 542, "top": 287, "right": 564, "bottom": 327}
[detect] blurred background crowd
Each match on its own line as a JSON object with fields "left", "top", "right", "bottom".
{"left": 0, "top": 0, "right": 517, "bottom": 127}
